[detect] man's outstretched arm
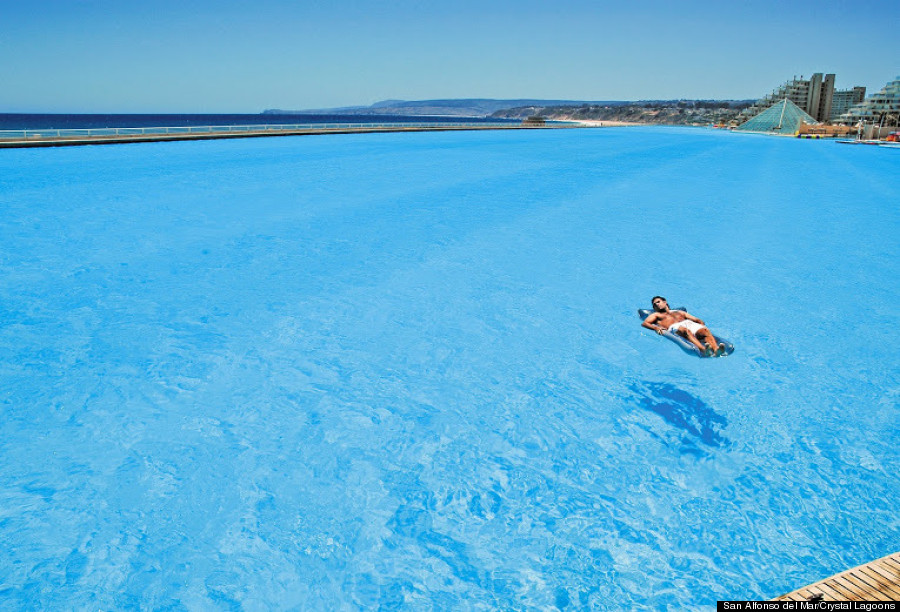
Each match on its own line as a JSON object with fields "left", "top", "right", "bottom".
{"left": 642, "top": 313, "right": 666, "bottom": 334}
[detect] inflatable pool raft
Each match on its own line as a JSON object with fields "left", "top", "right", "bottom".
{"left": 638, "top": 307, "right": 734, "bottom": 358}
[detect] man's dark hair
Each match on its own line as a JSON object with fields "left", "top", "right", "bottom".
{"left": 651, "top": 296, "right": 667, "bottom": 312}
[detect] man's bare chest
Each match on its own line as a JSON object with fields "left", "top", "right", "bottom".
{"left": 661, "top": 311, "right": 687, "bottom": 325}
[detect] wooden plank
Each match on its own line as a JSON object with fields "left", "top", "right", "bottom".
{"left": 838, "top": 573, "right": 890, "bottom": 601}
{"left": 853, "top": 568, "right": 892, "bottom": 601}
{"left": 858, "top": 567, "right": 900, "bottom": 599}
{"left": 783, "top": 591, "right": 810, "bottom": 601}
{"left": 775, "top": 587, "right": 817, "bottom": 601}
{"left": 878, "top": 557, "right": 900, "bottom": 576}
{"left": 857, "top": 567, "right": 900, "bottom": 599}
{"left": 862, "top": 566, "right": 900, "bottom": 599}
{"left": 775, "top": 552, "right": 900, "bottom": 601}
{"left": 824, "top": 579, "right": 861, "bottom": 600}
{"left": 869, "top": 562, "right": 900, "bottom": 587}
{"left": 830, "top": 575, "right": 870, "bottom": 600}
{"left": 816, "top": 581, "right": 848, "bottom": 600}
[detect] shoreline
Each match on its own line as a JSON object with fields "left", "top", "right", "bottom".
{"left": 553, "top": 118, "right": 645, "bottom": 127}
{"left": 0, "top": 122, "right": 579, "bottom": 149}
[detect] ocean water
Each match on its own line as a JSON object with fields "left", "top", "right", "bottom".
{"left": 0, "top": 113, "right": 514, "bottom": 130}
{"left": 0, "top": 128, "right": 897, "bottom": 609}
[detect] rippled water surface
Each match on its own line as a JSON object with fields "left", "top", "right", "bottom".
{"left": 1, "top": 128, "right": 898, "bottom": 609}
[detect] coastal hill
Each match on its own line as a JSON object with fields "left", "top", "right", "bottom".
{"left": 264, "top": 99, "right": 626, "bottom": 117}
{"left": 265, "top": 98, "right": 755, "bottom": 125}
{"left": 491, "top": 100, "right": 755, "bottom": 126}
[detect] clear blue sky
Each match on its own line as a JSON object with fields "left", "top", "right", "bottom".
{"left": 2, "top": 0, "right": 897, "bottom": 113}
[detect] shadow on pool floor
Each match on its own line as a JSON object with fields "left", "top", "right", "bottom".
{"left": 629, "top": 381, "right": 729, "bottom": 454}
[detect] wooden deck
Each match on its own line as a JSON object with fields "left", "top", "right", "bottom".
{"left": 776, "top": 552, "right": 900, "bottom": 601}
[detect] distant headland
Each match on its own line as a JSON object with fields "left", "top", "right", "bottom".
{"left": 264, "top": 99, "right": 628, "bottom": 117}
{"left": 264, "top": 98, "right": 755, "bottom": 126}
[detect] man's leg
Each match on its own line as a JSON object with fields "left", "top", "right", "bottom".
{"left": 677, "top": 329, "right": 708, "bottom": 353}
{"left": 697, "top": 329, "right": 720, "bottom": 354}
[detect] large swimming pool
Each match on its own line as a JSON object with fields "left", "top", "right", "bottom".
{"left": 1, "top": 128, "right": 898, "bottom": 609}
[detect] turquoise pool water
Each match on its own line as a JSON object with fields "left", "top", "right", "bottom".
{"left": 1, "top": 128, "right": 898, "bottom": 609}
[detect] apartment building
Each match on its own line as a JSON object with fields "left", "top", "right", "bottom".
{"left": 830, "top": 87, "right": 867, "bottom": 120}
{"left": 742, "top": 73, "right": 866, "bottom": 123}
{"left": 838, "top": 76, "right": 900, "bottom": 126}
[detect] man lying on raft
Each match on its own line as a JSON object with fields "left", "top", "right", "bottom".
{"left": 641, "top": 296, "right": 724, "bottom": 356}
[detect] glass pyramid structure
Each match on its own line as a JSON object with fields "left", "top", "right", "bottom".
{"left": 738, "top": 98, "right": 818, "bottom": 134}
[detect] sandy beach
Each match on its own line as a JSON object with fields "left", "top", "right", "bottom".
{"left": 556, "top": 118, "right": 644, "bottom": 127}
